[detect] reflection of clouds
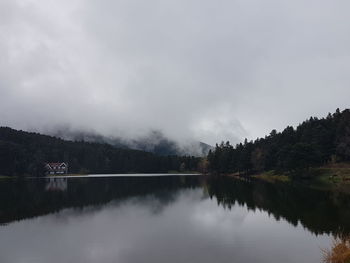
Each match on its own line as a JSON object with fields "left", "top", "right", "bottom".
{"left": 0, "top": 188, "right": 331, "bottom": 263}
{"left": 192, "top": 199, "right": 248, "bottom": 230}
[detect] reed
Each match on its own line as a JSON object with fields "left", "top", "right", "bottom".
{"left": 323, "top": 236, "right": 350, "bottom": 263}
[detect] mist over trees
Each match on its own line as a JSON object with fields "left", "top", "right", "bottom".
{"left": 207, "top": 109, "right": 350, "bottom": 175}
{"left": 0, "top": 127, "right": 200, "bottom": 177}
{"left": 49, "top": 129, "right": 212, "bottom": 157}
{"left": 1, "top": 109, "right": 349, "bottom": 177}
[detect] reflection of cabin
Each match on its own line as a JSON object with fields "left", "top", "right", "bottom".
{"left": 45, "top": 162, "right": 68, "bottom": 175}
{"left": 45, "top": 178, "right": 68, "bottom": 191}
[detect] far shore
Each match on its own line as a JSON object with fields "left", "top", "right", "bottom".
{"left": 42, "top": 172, "right": 202, "bottom": 178}
{"left": 0, "top": 172, "right": 202, "bottom": 180}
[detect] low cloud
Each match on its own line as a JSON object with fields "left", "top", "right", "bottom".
{"left": 1, "top": 0, "right": 350, "bottom": 145}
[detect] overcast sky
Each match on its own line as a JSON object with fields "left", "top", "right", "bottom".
{"left": 1, "top": 0, "right": 350, "bottom": 145}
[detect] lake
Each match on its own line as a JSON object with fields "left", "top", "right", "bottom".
{"left": 1, "top": 174, "right": 349, "bottom": 263}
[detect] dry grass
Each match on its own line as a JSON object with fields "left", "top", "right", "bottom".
{"left": 252, "top": 171, "right": 290, "bottom": 183}
{"left": 323, "top": 236, "right": 350, "bottom": 263}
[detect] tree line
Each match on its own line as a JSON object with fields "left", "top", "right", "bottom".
{"left": 207, "top": 108, "right": 350, "bottom": 175}
{"left": 0, "top": 127, "right": 200, "bottom": 177}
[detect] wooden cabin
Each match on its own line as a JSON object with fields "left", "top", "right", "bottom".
{"left": 45, "top": 162, "right": 68, "bottom": 175}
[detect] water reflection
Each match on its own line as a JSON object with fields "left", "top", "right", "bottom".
{"left": 0, "top": 176, "right": 201, "bottom": 224}
{"left": 206, "top": 176, "right": 350, "bottom": 236}
{"left": 0, "top": 175, "right": 348, "bottom": 263}
{"left": 45, "top": 178, "right": 68, "bottom": 191}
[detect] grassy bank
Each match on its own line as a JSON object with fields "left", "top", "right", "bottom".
{"left": 247, "top": 164, "right": 350, "bottom": 195}
{"left": 0, "top": 175, "right": 12, "bottom": 179}
{"left": 252, "top": 171, "right": 290, "bottom": 183}
{"left": 250, "top": 163, "right": 350, "bottom": 185}
{"left": 314, "top": 166, "right": 350, "bottom": 183}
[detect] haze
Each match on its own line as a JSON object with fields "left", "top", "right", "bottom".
{"left": 1, "top": 0, "right": 350, "bottom": 145}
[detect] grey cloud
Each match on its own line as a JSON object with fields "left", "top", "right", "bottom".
{"left": 0, "top": 0, "right": 350, "bottom": 145}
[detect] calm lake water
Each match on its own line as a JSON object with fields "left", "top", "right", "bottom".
{"left": 1, "top": 175, "right": 349, "bottom": 263}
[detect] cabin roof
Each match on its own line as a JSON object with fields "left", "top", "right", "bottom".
{"left": 46, "top": 162, "right": 67, "bottom": 168}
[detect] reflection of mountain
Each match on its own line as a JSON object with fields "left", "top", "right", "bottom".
{"left": 206, "top": 176, "right": 350, "bottom": 236}
{"left": 0, "top": 176, "right": 202, "bottom": 225}
{"left": 51, "top": 129, "right": 213, "bottom": 157}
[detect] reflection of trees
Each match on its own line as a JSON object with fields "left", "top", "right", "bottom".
{"left": 2, "top": 175, "right": 350, "bottom": 238}
{"left": 0, "top": 176, "right": 200, "bottom": 225}
{"left": 206, "top": 176, "right": 350, "bottom": 236}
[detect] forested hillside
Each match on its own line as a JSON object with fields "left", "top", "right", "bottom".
{"left": 207, "top": 109, "right": 350, "bottom": 175}
{"left": 50, "top": 129, "right": 213, "bottom": 157}
{"left": 0, "top": 127, "right": 199, "bottom": 177}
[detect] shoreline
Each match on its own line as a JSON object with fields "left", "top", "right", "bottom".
{"left": 0, "top": 172, "right": 202, "bottom": 180}
{"left": 43, "top": 173, "right": 201, "bottom": 178}
{"left": 219, "top": 164, "right": 350, "bottom": 185}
